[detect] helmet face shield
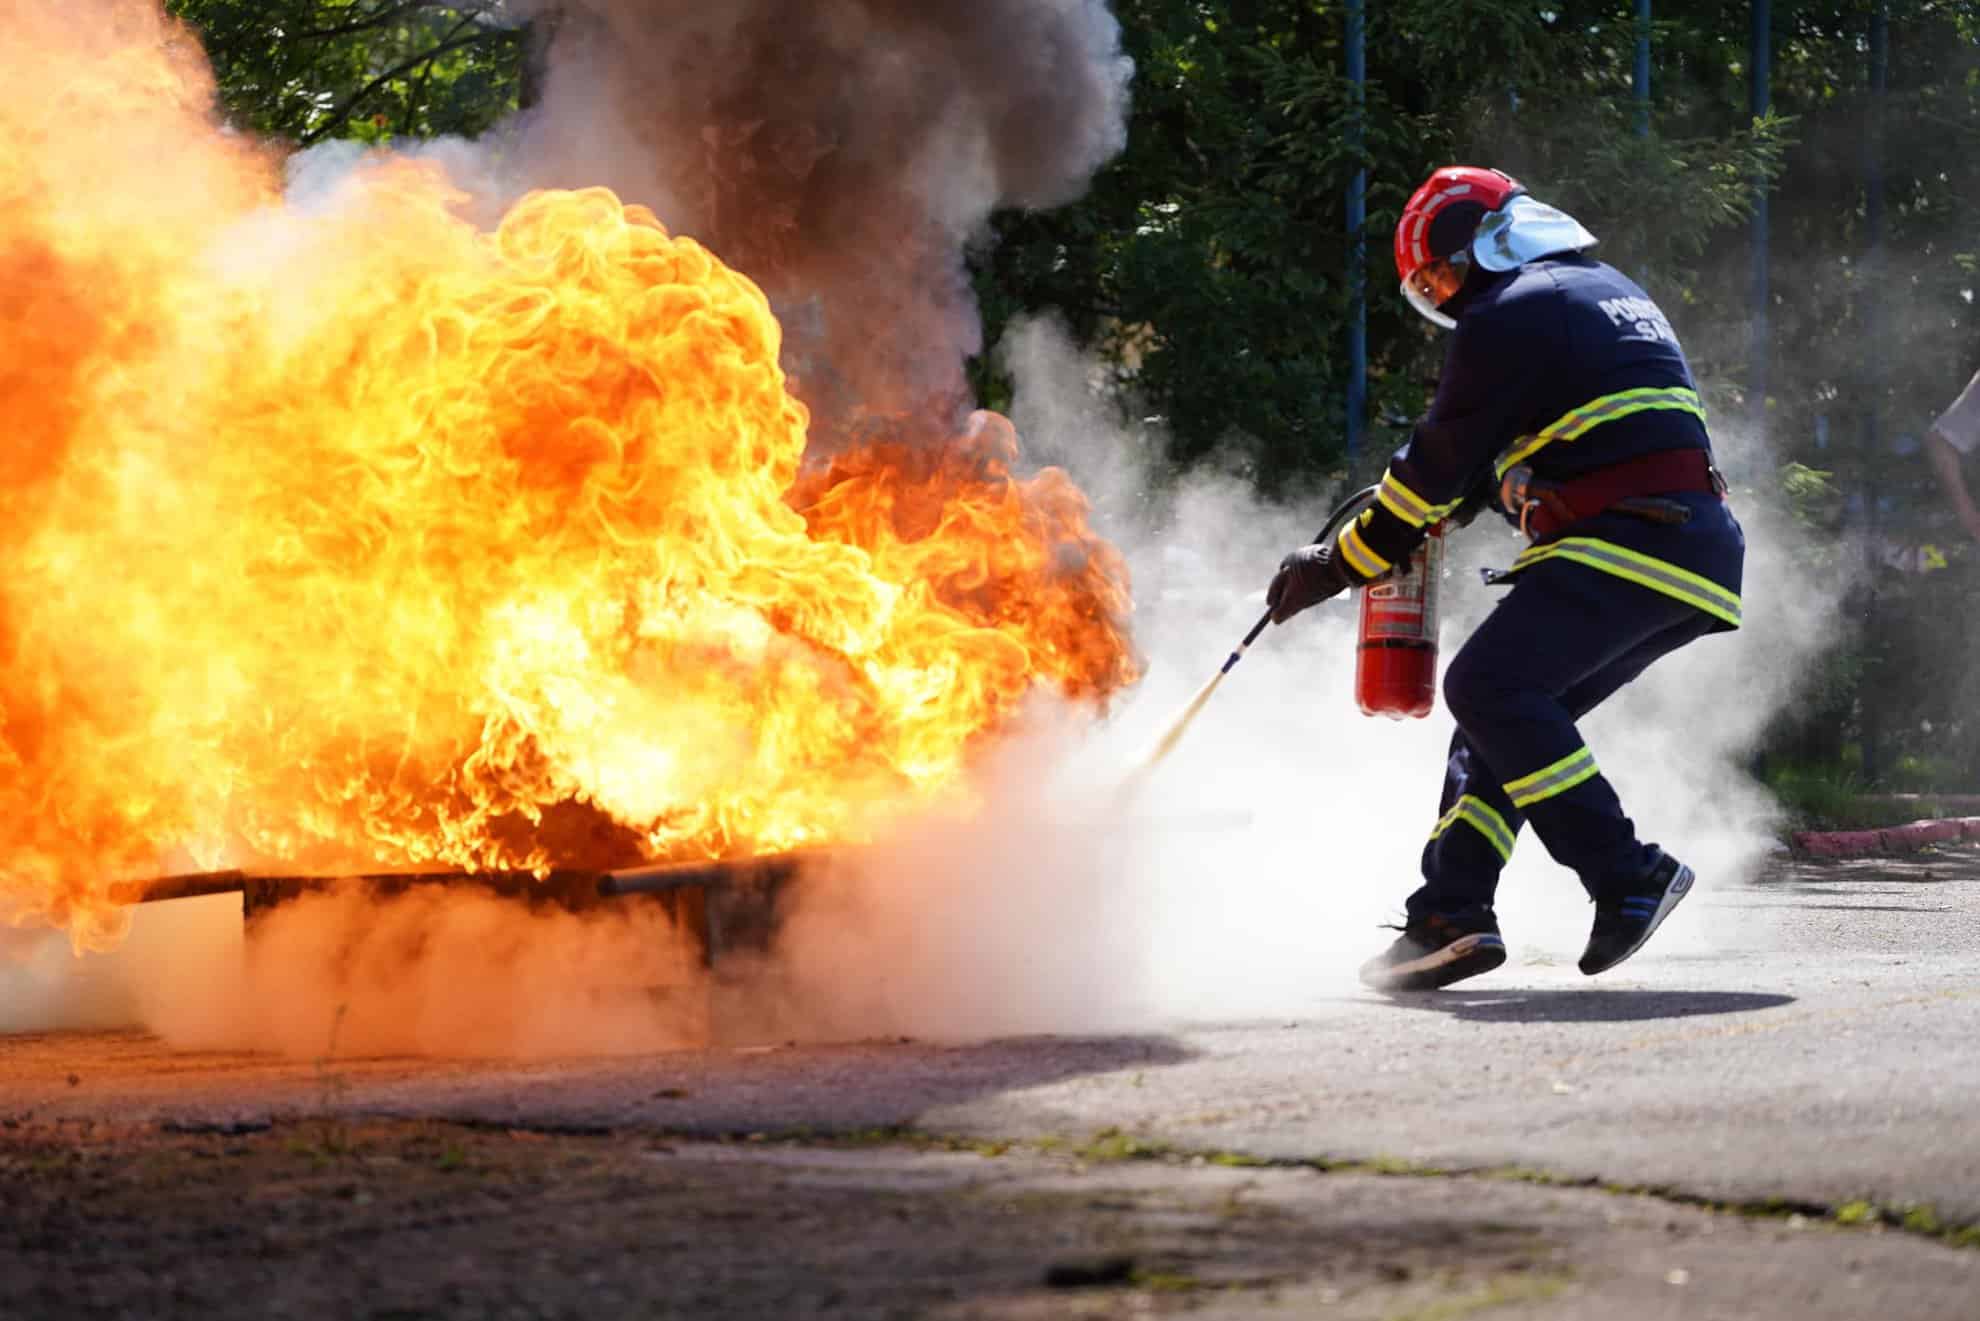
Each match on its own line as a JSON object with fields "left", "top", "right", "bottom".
{"left": 1401, "top": 254, "right": 1467, "bottom": 330}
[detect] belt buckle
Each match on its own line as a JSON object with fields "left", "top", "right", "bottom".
{"left": 1499, "top": 464, "right": 1540, "bottom": 538}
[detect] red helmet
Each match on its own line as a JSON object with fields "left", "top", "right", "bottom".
{"left": 1393, "top": 166, "right": 1524, "bottom": 328}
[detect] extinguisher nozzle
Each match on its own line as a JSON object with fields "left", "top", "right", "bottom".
{"left": 1139, "top": 670, "right": 1225, "bottom": 772}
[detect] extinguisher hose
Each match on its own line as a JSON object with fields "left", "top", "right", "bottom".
{"left": 1228, "top": 483, "right": 1380, "bottom": 665}
{"left": 1129, "top": 484, "right": 1380, "bottom": 780}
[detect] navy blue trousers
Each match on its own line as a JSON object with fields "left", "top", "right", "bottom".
{"left": 1406, "top": 558, "right": 1718, "bottom": 925}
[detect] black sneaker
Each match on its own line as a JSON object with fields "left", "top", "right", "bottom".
{"left": 1579, "top": 849, "right": 1695, "bottom": 976}
{"left": 1359, "top": 913, "right": 1506, "bottom": 991}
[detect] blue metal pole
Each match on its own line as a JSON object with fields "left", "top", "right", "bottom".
{"left": 1749, "top": 0, "right": 1771, "bottom": 444}
{"left": 1867, "top": 5, "right": 1887, "bottom": 283}
{"left": 1346, "top": 0, "right": 1367, "bottom": 463}
{"left": 1634, "top": 0, "right": 1651, "bottom": 137}
{"left": 1863, "top": 7, "right": 1888, "bottom": 478}
{"left": 1859, "top": 3, "right": 1889, "bottom": 784}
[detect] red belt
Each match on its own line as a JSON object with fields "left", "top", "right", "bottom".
{"left": 1521, "top": 448, "right": 1724, "bottom": 539}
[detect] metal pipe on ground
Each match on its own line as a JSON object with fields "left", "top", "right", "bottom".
{"left": 106, "top": 870, "right": 249, "bottom": 906}
{"left": 110, "top": 852, "right": 817, "bottom": 908}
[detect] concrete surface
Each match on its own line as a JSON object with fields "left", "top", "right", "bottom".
{"left": 3, "top": 850, "right": 1978, "bottom": 1318}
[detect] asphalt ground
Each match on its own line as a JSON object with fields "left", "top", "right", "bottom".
{"left": 3, "top": 850, "right": 1977, "bottom": 1318}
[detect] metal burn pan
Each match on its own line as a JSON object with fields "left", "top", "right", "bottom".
{"left": 109, "top": 851, "right": 812, "bottom": 970}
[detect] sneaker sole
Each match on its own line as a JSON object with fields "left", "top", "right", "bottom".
{"left": 1581, "top": 863, "right": 1695, "bottom": 976}
{"left": 1361, "top": 933, "right": 1507, "bottom": 992}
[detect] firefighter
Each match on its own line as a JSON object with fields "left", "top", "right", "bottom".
{"left": 1266, "top": 166, "right": 1745, "bottom": 991}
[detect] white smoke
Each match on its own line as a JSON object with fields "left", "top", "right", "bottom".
{"left": 0, "top": 893, "right": 235, "bottom": 1034}
{"left": 140, "top": 886, "right": 707, "bottom": 1058}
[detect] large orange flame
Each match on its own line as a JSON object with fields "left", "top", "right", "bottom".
{"left": 0, "top": 2, "right": 1137, "bottom": 950}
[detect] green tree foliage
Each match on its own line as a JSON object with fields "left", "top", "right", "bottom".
{"left": 1752, "top": 2, "right": 1980, "bottom": 462}
{"left": 165, "top": 0, "right": 526, "bottom": 145}
{"left": 971, "top": 3, "right": 1385, "bottom": 486}
{"left": 969, "top": 0, "right": 1787, "bottom": 490}
{"left": 1727, "top": 2, "right": 1980, "bottom": 786}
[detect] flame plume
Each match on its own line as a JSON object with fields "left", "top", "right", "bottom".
{"left": 0, "top": 2, "right": 1137, "bottom": 950}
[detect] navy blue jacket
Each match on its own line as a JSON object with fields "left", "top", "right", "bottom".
{"left": 1339, "top": 255, "right": 1746, "bottom": 630}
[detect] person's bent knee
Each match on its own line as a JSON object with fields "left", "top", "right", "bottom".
{"left": 1442, "top": 646, "right": 1512, "bottom": 730}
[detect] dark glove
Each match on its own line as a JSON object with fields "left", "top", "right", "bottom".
{"left": 1267, "top": 542, "right": 1352, "bottom": 624}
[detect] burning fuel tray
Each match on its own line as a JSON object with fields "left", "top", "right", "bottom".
{"left": 110, "top": 852, "right": 811, "bottom": 969}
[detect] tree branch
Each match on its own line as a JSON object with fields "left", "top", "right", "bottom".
{"left": 401, "top": 4, "right": 489, "bottom": 131}
{"left": 288, "top": 1, "right": 435, "bottom": 41}
{"left": 289, "top": 0, "right": 507, "bottom": 41}
{"left": 298, "top": 27, "right": 504, "bottom": 145}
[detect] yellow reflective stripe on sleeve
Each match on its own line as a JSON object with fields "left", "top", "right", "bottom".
{"left": 1336, "top": 515, "right": 1392, "bottom": 578}
{"left": 1428, "top": 794, "right": 1516, "bottom": 862}
{"left": 1376, "top": 469, "right": 1467, "bottom": 529}
{"left": 1376, "top": 475, "right": 1431, "bottom": 526}
{"left": 1511, "top": 537, "right": 1742, "bottom": 628}
{"left": 1494, "top": 387, "right": 1707, "bottom": 479}
{"left": 1502, "top": 746, "right": 1600, "bottom": 809}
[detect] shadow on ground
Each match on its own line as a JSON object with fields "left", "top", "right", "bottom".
{"left": 0, "top": 1028, "right": 1202, "bottom": 1138}
{"left": 1371, "top": 988, "right": 1795, "bottom": 1023}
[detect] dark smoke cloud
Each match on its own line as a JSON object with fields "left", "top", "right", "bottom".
{"left": 511, "top": 0, "right": 1132, "bottom": 447}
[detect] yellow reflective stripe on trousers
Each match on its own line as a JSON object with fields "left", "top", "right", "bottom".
{"left": 1375, "top": 470, "right": 1466, "bottom": 529}
{"left": 1428, "top": 794, "right": 1516, "bottom": 862}
{"left": 1511, "top": 537, "right": 1743, "bottom": 628}
{"left": 1503, "top": 746, "right": 1600, "bottom": 809}
{"left": 1336, "top": 512, "right": 1392, "bottom": 578}
{"left": 1494, "top": 387, "right": 1707, "bottom": 479}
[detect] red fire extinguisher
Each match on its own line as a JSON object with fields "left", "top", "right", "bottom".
{"left": 1355, "top": 523, "right": 1445, "bottom": 720}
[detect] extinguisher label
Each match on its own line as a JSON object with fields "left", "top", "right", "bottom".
{"left": 1362, "top": 534, "right": 1444, "bottom": 641}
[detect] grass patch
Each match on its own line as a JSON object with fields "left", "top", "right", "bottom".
{"left": 1826, "top": 1198, "right": 1980, "bottom": 1248}
{"left": 1071, "top": 1128, "right": 1175, "bottom": 1163}
{"left": 1130, "top": 1268, "right": 1204, "bottom": 1293}
{"left": 1205, "top": 1151, "right": 1268, "bottom": 1169}
{"left": 1767, "top": 765, "right": 1906, "bottom": 831}
{"left": 1764, "top": 758, "right": 1978, "bottom": 832}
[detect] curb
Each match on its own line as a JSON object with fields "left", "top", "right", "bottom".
{"left": 1788, "top": 817, "right": 1980, "bottom": 859}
